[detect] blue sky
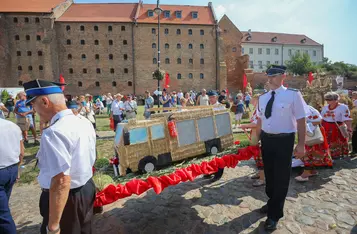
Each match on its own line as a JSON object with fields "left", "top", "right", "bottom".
{"left": 75, "top": 0, "right": 357, "bottom": 65}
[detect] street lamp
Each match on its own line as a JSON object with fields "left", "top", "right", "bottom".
{"left": 154, "top": 1, "right": 162, "bottom": 108}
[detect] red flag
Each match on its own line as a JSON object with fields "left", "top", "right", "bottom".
{"left": 226, "top": 88, "right": 229, "bottom": 98}
{"left": 308, "top": 72, "right": 314, "bottom": 84}
{"left": 164, "top": 72, "right": 170, "bottom": 89}
{"left": 59, "top": 74, "right": 65, "bottom": 91}
{"left": 243, "top": 73, "right": 248, "bottom": 89}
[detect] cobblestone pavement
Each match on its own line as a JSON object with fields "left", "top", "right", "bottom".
{"left": 11, "top": 158, "right": 357, "bottom": 234}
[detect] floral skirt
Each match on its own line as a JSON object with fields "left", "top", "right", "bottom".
{"left": 322, "top": 120, "right": 349, "bottom": 159}
{"left": 254, "top": 150, "right": 264, "bottom": 169}
{"left": 302, "top": 126, "right": 333, "bottom": 168}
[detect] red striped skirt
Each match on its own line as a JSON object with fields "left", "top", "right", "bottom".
{"left": 321, "top": 120, "right": 349, "bottom": 159}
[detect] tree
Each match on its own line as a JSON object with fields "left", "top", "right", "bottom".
{"left": 1, "top": 89, "right": 10, "bottom": 103}
{"left": 319, "top": 57, "right": 357, "bottom": 79}
{"left": 285, "top": 52, "right": 317, "bottom": 75}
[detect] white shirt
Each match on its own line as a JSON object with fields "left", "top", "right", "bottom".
{"left": 212, "top": 101, "right": 225, "bottom": 111}
{"left": 106, "top": 96, "right": 113, "bottom": 105}
{"left": 124, "top": 100, "right": 137, "bottom": 112}
{"left": 257, "top": 86, "right": 308, "bottom": 134}
{"left": 321, "top": 104, "right": 352, "bottom": 122}
{"left": 306, "top": 105, "right": 322, "bottom": 133}
{"left": 0, "top": 119, "right": 22, "bottom": 169}
{"left": 354, "top": 99, "right": 357, "bottom": 108}
{"left": 111, "top": 100, "right": 124, "bottom": 115}
{"left": 36, "top": 109, "right": 96, "bottom": 189}
{"left": 177, "top": 92, "right": 184, "bottom": 99}
{"left": 199, "top": 95, "right": 209, "bottom": 106}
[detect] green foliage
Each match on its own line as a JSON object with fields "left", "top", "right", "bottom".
{"left": 95, "top": 157, "right": 110, "bottom": 169}
{"left": 152, "top": 69, "right": 165, "bottom": 80}
{"left": 285, "top": 52, "right": 317, "bottom": 75}
{"left": 93, "top": 173, "right": 115, "bottom": 190}
{"left": 319, "top": 57, "right": 357, "bottom": 79}
{"left": 1, "top": 89, "right": 10, "bottom": 103}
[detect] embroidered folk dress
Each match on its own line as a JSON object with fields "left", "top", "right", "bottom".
{"left": 302, "top": 106, "right": 333, "bottom": 168}
{"left": 321, "top": 104, "right": 352, "bottom": 159}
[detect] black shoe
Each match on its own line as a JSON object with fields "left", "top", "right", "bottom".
{"left": 259, "top": 204, "right": 268, "bottom": 214}
{"left": 264, "top": 218, "right": 278, "bottom": 231}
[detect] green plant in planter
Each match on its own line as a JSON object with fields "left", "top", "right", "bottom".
{"left": 93, "top": 173, "right": 114, "bottom": 191}
{"left": 152, "top": 69, "right": 165, "bottom": 80}
{"left": 95, "top": 158, "right": 110, "bottom": 169}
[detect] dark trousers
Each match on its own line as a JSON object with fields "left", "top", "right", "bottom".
{"left": 261, "top": 131, "right": 295, "bottom": 221}
{"left": 352, "top": 126, "right": 357, "bottom": 153}
{"left": 39, "top": 178, "right": 96, "bottom": 234}
{"left": 0, "top": 164, "right": 18, "bottom": 234}
{"left": 113, "top": 115, "right": 122, "bottom": 132}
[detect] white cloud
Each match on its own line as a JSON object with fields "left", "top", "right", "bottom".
{"left": 215, "top": 5, "right": 227, "bottom": 17}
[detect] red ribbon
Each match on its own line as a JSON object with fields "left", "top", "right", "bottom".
{"left": 94, "top": 146, "right": 260, "bottom": 207}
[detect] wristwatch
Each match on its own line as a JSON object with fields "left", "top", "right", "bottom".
{"left": 47, "top": 225, "right": 60, "bottom": 234}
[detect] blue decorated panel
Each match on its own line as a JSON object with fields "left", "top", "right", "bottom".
{"left": 215, "top": 113, "right": 231, "bottom": 137}
{"left": 129, "top": 128, "right": 148, "bottom": 144}
{"left": 114, "top": 124, "right": 124, "bottom": 146}
{"left": 197, "top": 117, "right": 215, "bottom": 141}
{"left": 151, "top": 124, "right": 165, "bottom": 140}
{"left": 176, "top": 120, "right": 196, "bottom": 146}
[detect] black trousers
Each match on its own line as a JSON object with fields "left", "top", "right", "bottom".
{"left": 352, "top": 126, "right": 357, "bottom": 153}
{"left": 39, "top": 178, "right": 96, "bottom": 234}
{"left": 260, "top": 131, "right": 295, "bottom": 221}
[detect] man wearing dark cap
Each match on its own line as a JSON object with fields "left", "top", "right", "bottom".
{"left": 256, "top": 65, "right": 308, "bottom": 230}
{"left": 23, "top": 79, "right": 96, "bottom": 234}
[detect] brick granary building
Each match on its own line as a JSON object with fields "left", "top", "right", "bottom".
{"left": 0, "top": 0, "right": 248, "bottom": 95}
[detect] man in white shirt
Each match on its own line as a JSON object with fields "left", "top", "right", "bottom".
{"left": 124, "top": 95, "right": 137, "bottom": 120}
{"left": 0, "top": 118, "right": 24, "bottom": 233}
{"left": 23, "top": 79, "right": 96, "bottom": 234}
{"left": 111, "top": 94, "right": 125, "bottom": 131}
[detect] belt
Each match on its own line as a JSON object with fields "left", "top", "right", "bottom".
{"left": 261, "top": 131, "right": 294, "bottom": 138}
{"left": 323, "top": 120, "right": 342, "bottom": 124}
{"left": 41, "top": 185, "right": 84, "bottom": 194}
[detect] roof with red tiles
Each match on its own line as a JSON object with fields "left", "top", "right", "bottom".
{"left": 0, "top": 0, "right": 67, "bottom": 13}
{"left": 56, "top": 3, "right": 138, "bottom": 22}
{"left": 136, "top": 4, "right": 215, "bottom": 25}
{"left": 241, "top": 31, "right": 322, "bottom": 46}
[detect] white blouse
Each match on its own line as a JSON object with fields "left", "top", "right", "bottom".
{"left": 321, "top": 104, "right": 352, "bottom": 122}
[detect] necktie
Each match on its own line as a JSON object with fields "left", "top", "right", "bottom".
{"left": 265, "top": 91, "right": 275, "bottom": 119}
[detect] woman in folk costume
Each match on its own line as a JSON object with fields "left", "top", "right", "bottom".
{"left": 240, "top": 104, "right": 265, "bottom": 187}
{"left": 321, "top": 92, "right": 352, "bottom": 159}
{"left": 295, "top": 105, "right": 333, "bottom": 182}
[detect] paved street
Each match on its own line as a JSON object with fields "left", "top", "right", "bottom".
{"left": 11, "top": 158, "right": 357, "bottom": 234}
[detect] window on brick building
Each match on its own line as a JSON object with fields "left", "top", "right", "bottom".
{"left": 83, "top": 69, "right": 87, "bottom": 74}
{"left": 165, "top": 43, "right": 169, "bottom": 49}
{"left": 153, "top": 58, "right": 157, "bottom": 64}
{"left": 275, "top": 48, "right": 279, "bottom": 55}
{"left": 177, "top": 73, "right": 181, "bottom": 79}
{"left": 13, "top": 17, "right": 18, "bottom": 23}
{"left": 192, "top": 12, "right": 198, "bottom": 18}
{"left": 148, "top": 10, "right": 154, "bottom": 17}
{"left": 39, "top": 65, "right": 43, "bottom": 71}
{"left": 200, "top": 30, "right": 204, "bottom": 35}
{"left": 124, "top": 68, "right": 128, "bottom": 73}
{"left": 78, "top": 81, "right": 82, "bottom": 87}
{"left": 164, "top": 11, "right": 170, "bottom": 18}
{"left": 189, "top": 44, "right": 193, "bottom": 49}
{"left": 200, "top": 58, "right": 204, "bottom": 64}
{"left": 108, "top": 26, "right": 112, "bottom": 31}
{"left": 95, "top": 54, "right": 99, "bottom": 60}
{"left": 266, "top": 48, "right": 270, "bottom": 55}
{"left": 123, "top": 40, "right": 127, "bottom": 45}
{"left": 95, "top": 82, "right": 100, "bottom": 87}
{"left": 109, "top": 40, "right": 113, "bottom": 45}
{"left": 18, "top": 81, "right": 23, "bottom": 86}
{"left": 112, "top": 81, "right": 117, "bottom": 87}
{"left": 18, "top": 66, "right": 22, "bottom": 71}
{"left": 188, "top": 29, "right": 192, "bottom": 35}
{"left": 94, "top": 25, "right": 98, "bottom": 31}
{"left": 26, "top": 35, "right": 30, "bottom": 41}
{"left": 200, "top": 73, "right": 204, "bottom": 79}
{"left": 152, "top": 43, "right": 156, "bottom": 48}
{"left": 38, "top": 51, "right": 43, "bottom": 56}
{"left": 249, "top": 48, "right": 253, "bottom": 54}
{"left": 110, "top": 68, "right": 115, "bottom": 74}
{"left": 165, "top": 58, "right": 170, "bottom": 64}
{"left": 17, "top": 51, "right": 21, "bottom": 56}
{"left": 189, "top": 58, "right": 193, "bottom": 64}
{"left": 25, "top": 17, "right": 29, "bottom": 23}
{"left": 177, "top": 58, "right": 181, "bottom": 64}
{"left": 188, "top": 73, "right": 193, "bottom": 79}
{"left": 69, "top": 68, "right": 73, "bottom": 74}
{"left": 313, "top": 50, "right": 317, "bottom": 56}
{"left": 121, "top": 26, "right": 126, "bottom": 31}
{"left": 80, "top": 25, "right": 85, "bottom": 31}
{"left": 258, "top": 61, "right": 263, "bottom": 69}
{"left": 95, "top": 40, "right": 99, "bottom": 45}
{"left": 152, "top": 28, "right": 156, "bottom": 34}
{"left": 15, "top": 35, "right": 20, "bottom": 40}
{"left": 176, "top": 29, "right": 181, "bottom": 35}
{"left": 81, "top": 40, "right": 85, "bottom": 45}
{"left": 124, "top": 54, "right": 128, "bottom": 60}
{"left": 35, "top": 18, "right": 40, "bottom": 23}
{"left": 96, "top": 68, "right": 101, "bottom": 74}
{"left": 66, "top": 25, "right": 70, "bottom": 31}
{"left": 165, "top": 28, "right": 169, "bottom": 34}
{"left": 232, "top": 47, "right": 237, "bottom": 52}
{"left": 176, "top": 11, "right": 182, "bottom": 18}
{"left": 177, "top": 43, "right": 181, "bottom": 49}
{"left": 81, "top": 54, "right": 86, "bottom": 60}
{"left": 258, "top": 48, "right": 262, "bottom": 54}
{"left": 66, "top": 39, "right": 71, "bottom": 45}
{"left": 128, "top": 81, "right": 132, "bottom": 86}
{"left": 109, "top": 54, "right": 113, "bottom": 60}
{"left": 37, "top": 35, "right": 41, "bottom": 41}
{"left": 200, "top": 44, "right": 204, "bottom": 49}
{"left": 27, "top": 51, "right": 32, "bottom": 56}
